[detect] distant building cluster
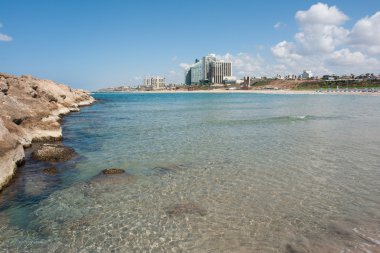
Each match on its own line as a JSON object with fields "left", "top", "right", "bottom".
{"left": 321, "top": 73, "right": 379, "bottom": 81}
{"left": 184, "top": 54, "right": 233, "bottom": 85}
{"left": 143, "top": 76, "right": 166, "bottom": 89}
{"left": 272, "top": 70, "right": 314, "bottom": 80}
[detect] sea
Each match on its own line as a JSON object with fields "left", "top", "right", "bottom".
{"left": 0, "top": 92, "right": 379, "bottom": 252}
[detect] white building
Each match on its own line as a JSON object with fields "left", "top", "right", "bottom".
{"left": 210, "top": 61, "right": 232, "bottom": 84}
{"left": 144, "top": 76, "right": 166, "bottom": 89}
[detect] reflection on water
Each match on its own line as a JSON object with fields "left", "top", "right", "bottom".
{"left": 1, "top": 93, "right": 380, "bottom": 252}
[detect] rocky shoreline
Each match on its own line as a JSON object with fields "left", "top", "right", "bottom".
{"left": 0, "top": 73, "right": 95, "bottom": 191}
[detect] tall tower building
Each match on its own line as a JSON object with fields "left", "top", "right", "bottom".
{"left": 202, "top": 54, "right": 217, "bottom": 83}
{"left": 210, "top": 61, "right": 232, "bottom": 84}
{"left": 185, "top": 54, "right": 233, "bottom": 85}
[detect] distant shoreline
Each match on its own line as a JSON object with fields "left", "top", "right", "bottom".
{"left": 94, "top": 89, "right": 380, "bottom": 96}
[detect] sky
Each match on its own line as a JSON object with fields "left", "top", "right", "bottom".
{"left": 1, "top": 0, "right": 380, "bottom": 90}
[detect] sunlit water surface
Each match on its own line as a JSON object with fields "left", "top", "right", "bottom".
{"left": 1, "top": 93, "right": 380, "bottom": 252}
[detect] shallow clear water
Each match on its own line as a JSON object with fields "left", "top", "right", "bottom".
{"left": 1, "top": 93, "right": 380, "bottom": 252}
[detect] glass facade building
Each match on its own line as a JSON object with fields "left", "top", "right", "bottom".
{"left": 186, "top": 54, "right": 232, "bottom": 85}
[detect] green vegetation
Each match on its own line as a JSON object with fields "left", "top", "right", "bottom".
{"left": 293, "top": 80, "right": 380, "bottom": 90}
{"left": 251, "top": 80, "right": 272, "bottom": 87}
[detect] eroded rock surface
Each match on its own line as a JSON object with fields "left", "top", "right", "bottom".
{"left": 32, "top": 144, "right": 76, "bottom": 162}
{"left": 0, "top": 72, "right": 95, "bottom": 190}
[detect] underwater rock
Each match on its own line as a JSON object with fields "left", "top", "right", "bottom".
{"left": 102, "top": 168, "right": 125, "bottom": 175}
{"left": 42, "top": 167, "right": 59, "bottom": 176}
{"left": 32, "top": 144, "right": 76, "bottom": 162}
{"left": 90, "top": 168, "right": 135, "bottom": 185}
{"left": 166, "top": 202, "right": 207, "bottom": 217}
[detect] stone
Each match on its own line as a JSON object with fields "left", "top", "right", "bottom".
{"left": 42, "top": 167, "right": 59, "bottom": 176}
{"left": 0, "top": 81, "right": 8, "bottom": 94}
{"left": 32, "top": 144, "right": 76, "bottom": 162}
{"left": 90, "top": 168, "right": 135, "bottom": 185}
{"left": 30, "top": 82, "right": 38, "bottom": 90}
{"left": 166, "top": 202, "right": 207, "bottom": 217}
{"left": 102, "top": 168, "right": 125, "bottom": 174}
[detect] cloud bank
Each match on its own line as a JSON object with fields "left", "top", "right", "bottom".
{"left": 271, "top": 2, "right": 380, "bottom": 75}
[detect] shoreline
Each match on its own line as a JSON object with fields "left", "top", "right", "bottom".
{"left": 0, "top": 73, "right": 95, "bottom": 191}
{"left": 95, "top": 89, "right": 380, "bottom": 96}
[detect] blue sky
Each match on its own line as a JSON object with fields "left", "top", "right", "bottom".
{"left": 1, "top": 0, "right": 380, "bottom": 89}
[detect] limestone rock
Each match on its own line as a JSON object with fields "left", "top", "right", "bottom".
{"left": 0, "top": 72, "right": 95, "bottom": 190}
{"left": 0, "top": 81, "right": 8, "bottom": 94}
{"left": 32, "top": 144, "right": 76, "bottom": 162}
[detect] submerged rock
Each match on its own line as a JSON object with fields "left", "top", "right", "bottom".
{"left": 32, "top": 144, "right": 76, "bottom": 162}
{"left": 166, "top": 202, "right": 207, "bottom": 217}
{"left": 42, "top": 167, "right": 59, "bottom": 176}
{"left": 90, "top": 168, "right": 135, "bottom": 185}
{"left": 102, "top": 168, "right": 125, "bottom": 175}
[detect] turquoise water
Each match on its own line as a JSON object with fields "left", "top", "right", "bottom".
{"left": 1, "top": 93, "right": 380, "bottom": 252}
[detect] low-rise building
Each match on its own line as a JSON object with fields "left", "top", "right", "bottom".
{"left": 143, "top": 76, "right": 166, "bottom": 89}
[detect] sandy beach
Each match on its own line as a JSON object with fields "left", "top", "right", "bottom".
{"left": 114, "top": 89, "right": 380, "bottom": 96}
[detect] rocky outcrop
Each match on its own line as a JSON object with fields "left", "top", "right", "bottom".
{"left": 32, "top": 144, "right": 76, "bottom": 162}
{"left": 0, "top": 73, "right": 95, "bottom": 191}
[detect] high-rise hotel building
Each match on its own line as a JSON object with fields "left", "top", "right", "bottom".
{"left": 210, "top": 61, "right": 232, "bottom": 84}
{"left": 185, "top": 54, "right": 232, "bottom": 85}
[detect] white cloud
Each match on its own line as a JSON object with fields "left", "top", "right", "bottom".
{"left": 179, "top": 63, "right": 192, "bottom": 70}
{"left": 349, "top": 12, "right": 380, "bottom": 55}
{"left": 171, "top": 56, "right": 178, "bottom": 62}
{"left": 294, "top": 3, "right": 349, "bottom": 54}
{"left": 295, "top": 2, "right": 348, "bottom": 26}
{"left": 0, "top": 22, "right": 12, "bottom": 42}
{"left": 0, "top": 33, "right": 12, "bottom": 42}
{"left": 328, "top": 48, "right": 379, "bottom": 66}
{"left": 271, "top": 41, "right": 302, "bottom": 64}
{"left": 295, "top": 25, "right": 349, "bottom": 54}
{"left": 274, "top": 22, "right": 286, "bottom": 30}
{"left": 270, "top": 3, "right": 380, "bottom": 75}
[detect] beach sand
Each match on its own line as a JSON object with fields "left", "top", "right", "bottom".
{"left": 126, "top": 89, "right": 380, "bottom": 96}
